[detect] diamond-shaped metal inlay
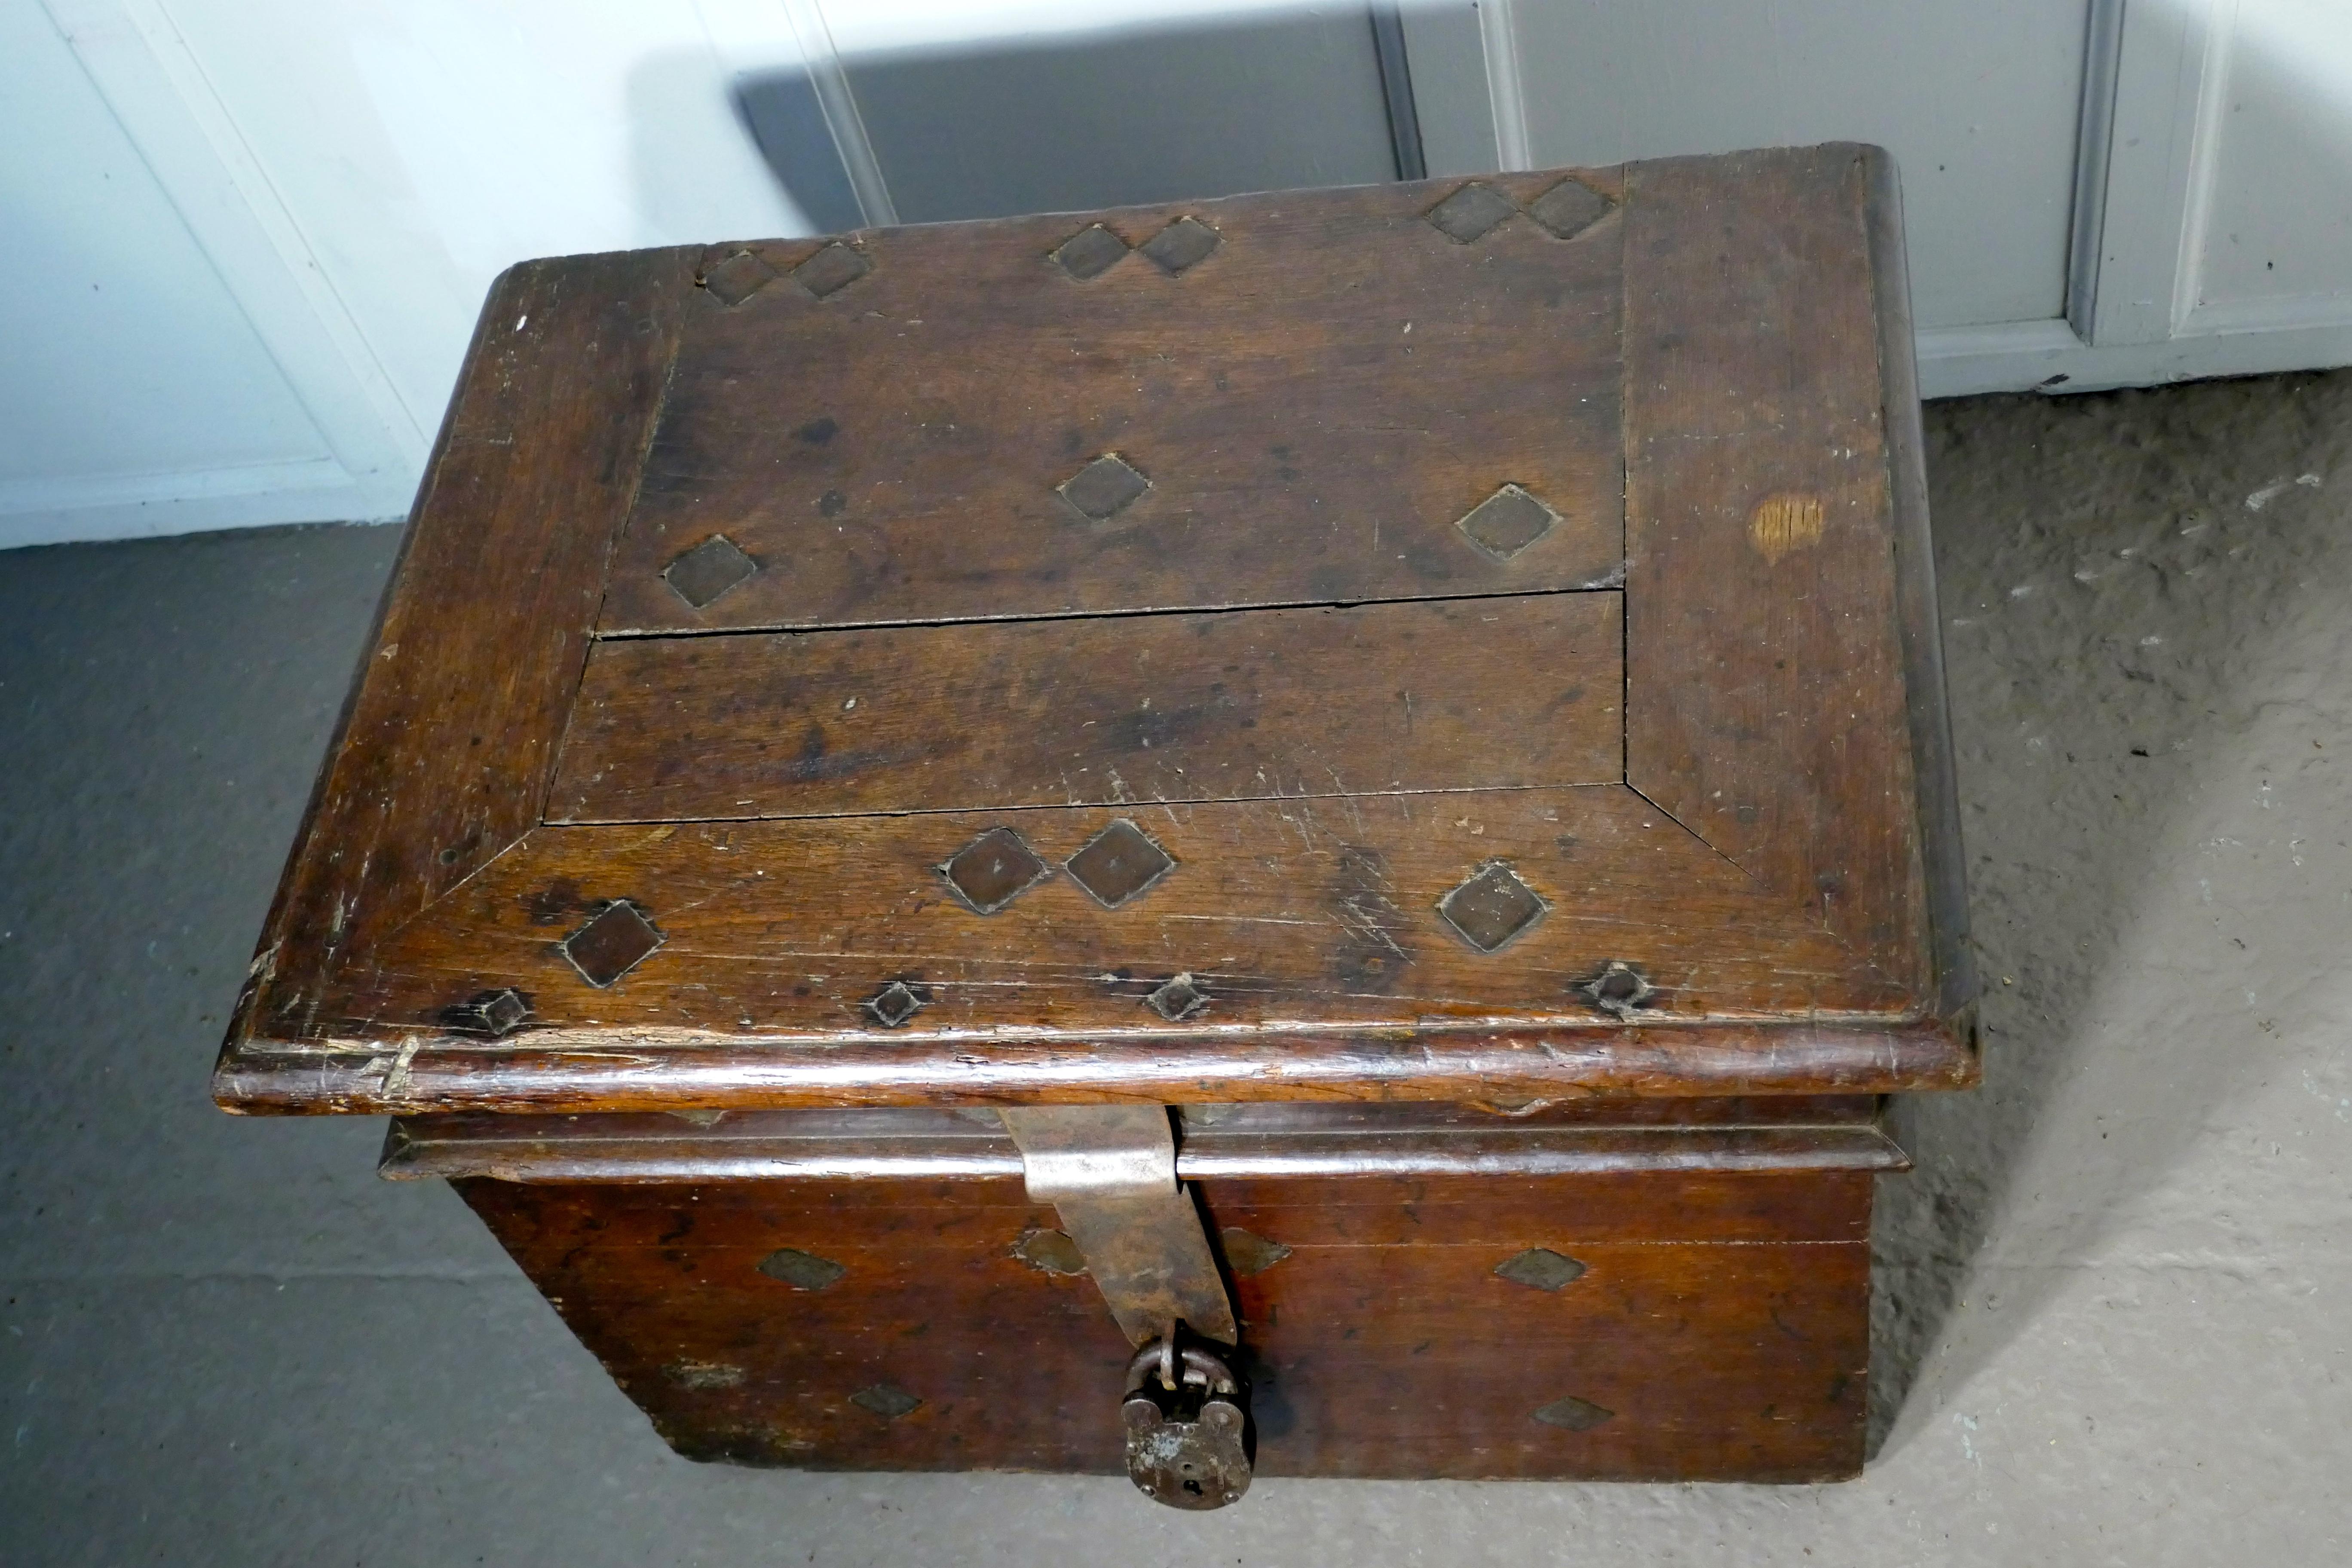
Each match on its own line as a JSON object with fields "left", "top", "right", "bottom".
{"left": 1052, "top": 224, "right": 1130, "bottom": 280}
{"left": 939, "top": 827, "right": 1050, "bottom": 915}
{"left": 1221, "top": 1228, "right": 1293, "bottom": 1278}
{"left": 1532, "top": 1395, "right": 1615, "bottom": 1432}
{"left": 1456, "top": 484, "right": 1560, "bottom": 561}
{"left": 865, "top": 979, "right": 926, "bottom": 1028}
{"left": 793, "top": 241, "right": 871, "bottom": 298}
{"left": 662, "top": 533, "right": 759, "bottom": 609}
{"left": 1012, "top": 1228, "right": 1088, "bottom": 1275}
{"left": 757, "top": 1248, "right": 846, "bottom": 1291}
{"left": 702, "top": 248, "right": 778, "bottom": 306}
{"left": 1058, "top": 453, "right": 1151, "bottom": 521}
{"left": 460, "top": 987, "right": 529, "bottom": 1038}
{"left": 1064, "top": 818, "right": 1176, "bottom": 909}
{"left": 1436, "top": 861, "right": 1549, "bottom": 954}
{"left": 1145, "top": 972, "right": 1210, "bottom": 1021}
{"left": 1427, "top": 181, "right": 1518, "bottom": 242}
{"left": 1578, "top": 960, "right": 1657, "bottom": 1019}
{"left": 851, "top": 1383, "right": 923, "bottom": 1420}
{"left": 560, "top": 900, "right": 664, "bottom": 987}
{"left": 1495, "top": 1248, "right": 1587, "bottom": 1292}
{"left": 1526, "top": 178, "right": 1615, "bottom": 240}
{"left": 1139, "top": 216, "right": 1220, "bottom": 274}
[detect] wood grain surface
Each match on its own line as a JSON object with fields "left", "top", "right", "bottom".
{"left": 223, "top": 249, "right": 692, "bottom": 1055}
{"left": 1865, "top": 150, "right": 1976, "bottom": 1021}
{"left": 215, "top": 147, "right": 1977, "bottom": 1118}
{"left": 309, "top": 785, "right": 1900, "bottom": 1043}
{"left": 554, "top": 593, "right": 1621, "bottom": 821}
{"left": 597, "top": 171, "right": 1626, "bottom": 635}
{"left": 1622, "top": 145, "right": 1930, "bottom": 999}
{"left": 379, "top": 1096, "right": 1904, "bottom": 1182}
{"left": 458, "top": 1167, "right": 1871, "bottom": 1480}
{"left": 220, "top": 1014, "right": 1972, "bottom": 1115}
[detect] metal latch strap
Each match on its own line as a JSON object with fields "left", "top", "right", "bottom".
{"left": 998, "top": 1106, "right": 1237, "bottom": 1348}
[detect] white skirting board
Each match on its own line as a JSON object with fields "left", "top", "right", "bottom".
{"left": 1920, "top": 315, "right": 2352, "bottom": 401}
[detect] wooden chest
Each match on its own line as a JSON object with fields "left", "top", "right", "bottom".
{"left": 216, "top": 143, "right": 1973, "bottom": 1496}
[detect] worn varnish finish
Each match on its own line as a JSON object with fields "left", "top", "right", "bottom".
{"left": 214, "top": 146, "right": 1973, "bottom": 1486}
{"left": 222, "top": 1014, "right": 1969, "bottom": 1116}
{"left": 380, "top": 1098, "right": 1905, "bottom": 1183}
{"left": 225, "top": 251, "right": 692, "bottom": 1059}
{"left": 216, "top": 148, "right": 1971, "bottom": 1113}
{"left": 597, "top": 170, "right": 1627, "bottom": 637}
{"left": 1622, "top": 149, "right": 1931, "bottom": 994}
{"left": 302, "top": 786, "right": 1902, "bottom": 1051}
{"left": 458, "top": 1165, "right": 1873, "bottom": 1480}
{"left": 553, "top": 594, "right": 1622, "bottom": 822}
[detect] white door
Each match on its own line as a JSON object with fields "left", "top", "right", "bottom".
{"left": 1424, "top": 0, "right": 2352, "bottom": 396}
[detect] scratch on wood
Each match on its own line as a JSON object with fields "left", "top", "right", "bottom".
{"left": 380, "top": 1039, "right": 423, "bottom": 1098}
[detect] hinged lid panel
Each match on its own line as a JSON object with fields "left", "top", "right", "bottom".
{"left": 215, "top": 146, "right": 1974, "bottom": 1117}
{"left": 599, "top": 172, "right": 1626, "bottom": 635}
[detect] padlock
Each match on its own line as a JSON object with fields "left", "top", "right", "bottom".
{"left": 1120, "top": 1335, "right": 1251, "bottom": 1510}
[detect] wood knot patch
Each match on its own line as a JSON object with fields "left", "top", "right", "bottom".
{"left": 1748, "top": 492, "right": 1826, "bottom": 564}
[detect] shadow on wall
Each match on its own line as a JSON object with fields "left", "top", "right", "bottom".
{"left": 726, "top": 8, "right": 1409, "bottom": 230}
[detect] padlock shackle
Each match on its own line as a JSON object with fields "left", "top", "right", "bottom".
{"left": 1123, "top": 1338, "right": 1238, "bottom": 1399}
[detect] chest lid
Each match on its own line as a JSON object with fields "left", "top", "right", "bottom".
{"left": 217, "top": 144, "right": 1973, "bottom": 1118}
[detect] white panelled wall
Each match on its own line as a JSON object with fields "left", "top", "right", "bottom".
{"left": 8, "top": 0, "right": 2352, "bottom": 548}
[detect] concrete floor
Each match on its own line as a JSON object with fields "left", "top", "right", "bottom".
{"left": 3, "top": 371, "right": 2347, "bottom": 1565}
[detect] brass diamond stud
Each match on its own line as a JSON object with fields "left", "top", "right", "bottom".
{"left": 662, "top": 534, "right": 759, "bottom": 609}
{"left": 1456, "top": 484, "right": 1560, "bottom": 561}
{"left": 1577, "top": 960, "right": 1657, "bottom": 1018}
{"left": 939, "top": 827, "right": 1050, "bottom": 914}
{"left": 1013, "top": 1229, "right": 1089, "bottom": 1275}
{"left": 441, "top": 986, "right": 530, "bottom": 1038}
{"left": 1064, "top": 818, "right": 1176, "bottom": 909}
{"left": 1145, "top": 973, "right": 1210, "bottom": 1021}
{"left": 468, "top": 987, "right": 529, "bottom": 1038}
{"left": 1426, "top": 182, "right": 1518, "bottom": 242}
{"left": 702, "top": 249, "right": 778, "bottom": 306}
{"left": 1220, "top": 1228, "right": 1292, "bottom": 1278}
{"left": 865, "top": 979, "right": 927, "bottom": 1028}
{"left": 1532, "top": 1395, "right": 1614, "bottom": 1432}
{"left": 1058, "top": 453, "right": 1151, "bottom": 522}
{"left": 757, "top": 1248, "right": 846, "bottom": 1290}
{"left": 1052, "top": 224, "right": 1130, "bottom": 280}
{"left": 1526, "top": 178, "right": 1614, "bottom": 240}
{"left": 560, "top": 900, "right": 664, "bottom": 986}
{"left": 851, "top": 1384, "right": 923, "bottom": 1419}
{"left": 793, "top": 241, "right": 871, "bottom": 299}
{"left": 1139, "top": 217, "right": 1220, "bottom": 274}
{"left": 1437, "top": 861, "right": 1548, "bottom": 954}
{"left": 1494, "top": 1248, "right": 1587, "bottom": 1291}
